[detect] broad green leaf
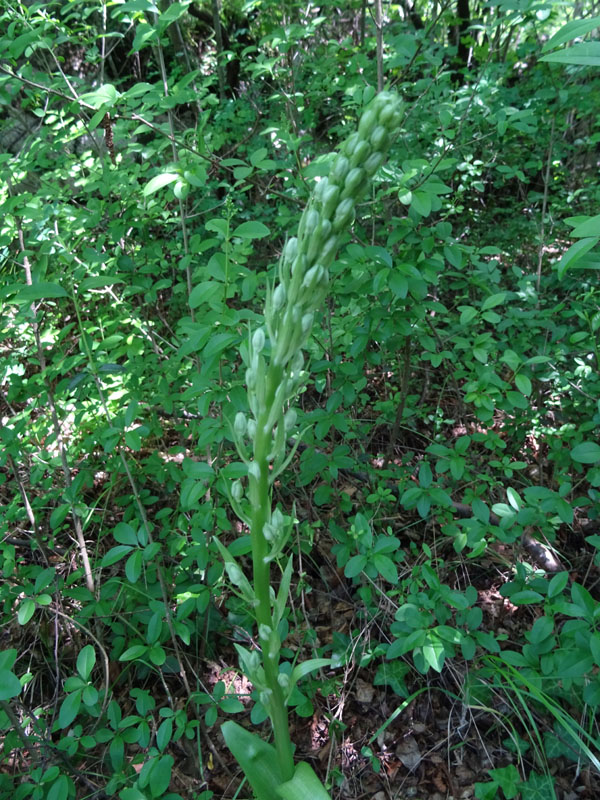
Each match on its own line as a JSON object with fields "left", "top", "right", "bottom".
{"left": 459, "top": 305, "right": 478, "bottom": 325}
{"left": 0, "top": 650, "right": 17, "bottom": 671}
{"left": 541, "top": 41, "right": 600, "bottom": 65}
{"left": 411, "top": 190, "right": 432, "bottom": 217}
{"left": 50, "top": 504, "right": 70, "bottom": 530}
{"left": 80, "top": 84, "right": 119, "bottom": 108}
{"left": 101, "top": 545, "right": 134, "bottom": 566}
{"left": 373, "top": 553, "right": 398, "bottom": 583}
{"left": 481, "top": 292, "right": 506, "bottom": 311}
{"left": 543, "top": 16, "right": 600, "bottom": 51}
{"left": 568, "top": 214, "right": 600, "bottom": 238}
{"left": 232, "top": 221, "right": 270, "bottom": 239}
{"left": 422, "top": 634, "right": 445, "bottom": 672}
{"left": 571, "top": 442, "right": 600, "bottom": 463}
{"left": 59, "top": 689, "right": 82, "bottom": 728}
{"left": 510, "top": 590, "right": 544, "bottom": 605}
{"left": 77, "top": 645, "right": 96, "bottom": 681}
{"left": 158, "top": 1, "right": 188, "bottom": 26}
{"left": 148, "top": 755, "right": 173, "bottom": 798}
{"left": 515, "top": 373, "right": 532, "bottom": 396}
{"left": 344, "top": 554, "right": 367, "bottom": 578}
{"left": 547, "top": 571, "right": 569, "bottom": 598}
{"left": 556, "top": 237, "right": 598, "bottom": 278}
{"left": 114, "top": 522, "right": 138, "bottom": 545}
{"left": 80, "top": 275, "right": 126, "bottom": 289}
{"left": 221, "top": 721, "right": 283, "bottom": 800}
{"left": 119, "top": 645, "right": 149, "bottom": 661}
{"left": 156, "top": 718, "right": 172, "bottom": 752}
{"left": 277, "top": 761, "right": 332, "bottom": 800}
{"left": 0, "top": 669, "right": 22, "bottom": 700}
{"left": 47, "top": 775, "right": 69, "bottom": 800}
{"left": 143, "top": 172, "right": 179, "bottom": 196}
{"left": 14, "top": 282, "right": 68, "bottom": 302}
{"left": 17, "top": 598, "right": 35, "bottom": 625}
{"left": 131, "top": 21, "right": 159, "bottom": 52}
{"left": 125, "top": 550, "right": 143, "bottom": 583}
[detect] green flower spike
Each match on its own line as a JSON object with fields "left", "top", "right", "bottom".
{"left": 221, "top": 91, "right": 403, "bottom": 798}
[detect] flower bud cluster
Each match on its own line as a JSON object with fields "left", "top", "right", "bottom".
{"left": 265, "top": 91, "right": 402, "bottom": 370}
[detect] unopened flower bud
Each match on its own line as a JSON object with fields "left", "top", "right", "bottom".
{"left": 272, "top": 284, "right": 286, "bottom": 310}
{"left": 246, "top": 367, "right": 256, "bottom": 389}
{"left": 284, "top": 409, "right": 297, "bottom": 430}
{"left": 248, "top": 461, "right": 261, "bottom": 481}
{"left": 330, "top": 154, "right": 351, "bottom": 185}
{"left": 283, "top": 237, "right": 298, "bottom": 264}
{"left": 350, "top": 140, "right": 370, "bottom": 167}
{"left": 290, "top": 351, "right": 304, "bottom": 375}
{"left": 301, "top": 312, "right": 314, "bottom": 333}
{"left": 370, "top": 125, "right": 388, "bottom": 151}
{"left": 234, "top": 412, "right": 247, "bottom": 437}
{"left": 299, "top": 208, "right": 320, "bottom": 239}
{"left": 231, "top": 480, "right": 243, "bottom": 501}
{"left": 378, "top": 96, "right": 402, "bottom": 125}
{"left": 333, "top": 198, "right": 355, "bottom": 232}
{"left": 343, "top": 167, "right": 365, "bottom": 197}
{"left": 247, "top": 419, "right": 256, "bottom": 438}
{"left": 225, "top": 562, "right": 244, "bottom": 585}
{"left": 302, "top": 263, "right": 324, "bottom": 291}
{"left": 259, "top": 689, "right": 273, "bottom": 708}
{"left": 277, "top": 672, "right": 290, "bottom": 690}
{"left": 363, "top": 151, "right": 385, "bottom": 176}
{"left": 321, "top": 185, "right": 340, "bottom": 220}
{"left": 252, "top": 328, "right": 265, "bottom": 353}
{"left": 258, "top": 624, "right": 272, "bottom": 641}
{"left": 358, "top": 107, "right": 378, "bottom": 139}
{"left": 320, "top": 236, "right": 338, "bottom": 265}
{"left": 263, "top": 522, "right": 275, "bottom": 541}
{"left": 343, "top": 132, "right": 360, "bottom": 158}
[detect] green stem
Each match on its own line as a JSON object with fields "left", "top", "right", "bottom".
{"left": 249, "top": 362, "right": 295, "bottom": 781}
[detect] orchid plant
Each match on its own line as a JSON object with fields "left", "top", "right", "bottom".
{"left": 217, "top": 90, "right": 403, "bottom": 800}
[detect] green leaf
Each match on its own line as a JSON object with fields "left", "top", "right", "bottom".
{"left": 540, "top": 41, "right": 600, "bottom": 66}
{"left": 156, "top": 718, "right": 172, "bottom": 752}
{"left": 344, "top": 554, "right": 367, "bottom": 578}
{"left": 114, "top": 522, "right": 138, "bottom": 545}
{"left": 14, "top": 282, "right": 68, "bottom": 302}
{"left": 547, "top": 571, "right": 569, "bottom": 599}
{"left": 510, "top": 590, "right": 544, "bottom": 605}
{"left": 149, "top": 755, "right": 173, "bottom": 798}
{"left": 514, "top": 373, "right": 531, "bottom": 396}
{"left": 277, "top": 761, "right": 332, "bottom": 800}
{"left": 506, "top": 487, "right": 522, "bottom": 511}
{"left": 59, "top": 689, "right": 82, "bottom": 728}
{"left": 125, "top": 550, "right": 143, "bottom": 583}
{"left": 221, "top": 721, "right": 283, "bottom": 800}
{"left": 232, "top": 221, "right": 270, "bottom": 239}
{"left": 17, "top": 598, "right": 36, "bottom": 625}
{"left": 373, "top": 554, "right": 398, "bottom": 583}
{"left": 571, "top": 442, "right": 600, "bottom": 463}
{"left": 119, "top": 645, "right": 149, "bottom": 661}
{"left": 47, "top": 775, "right": 69, "bottom": 800}
{"left": 101, "top": 545, "right": 134, "bottom": 566}
{"left": 77, "top": 645, "right": 96, "bottom": 681}
{"left": 556, "top": 238, "right": 598, "bottom": 278}
{"left": 481, "top": 292, "right": 506, "bottom": 311}
{"left": 543, "top": 16, "right": 600, "bottom": 51}
{"left": 80, "top": 84, "right": 119, "bottom": 108}
{"left": 0, "top": 669, "right": 22, "bottom": 700}
{"left": 158, "top": 1, "right": 189, "bottom": 25}
{"left": 143, "top": 172, "right": 179, "bottom": 196}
